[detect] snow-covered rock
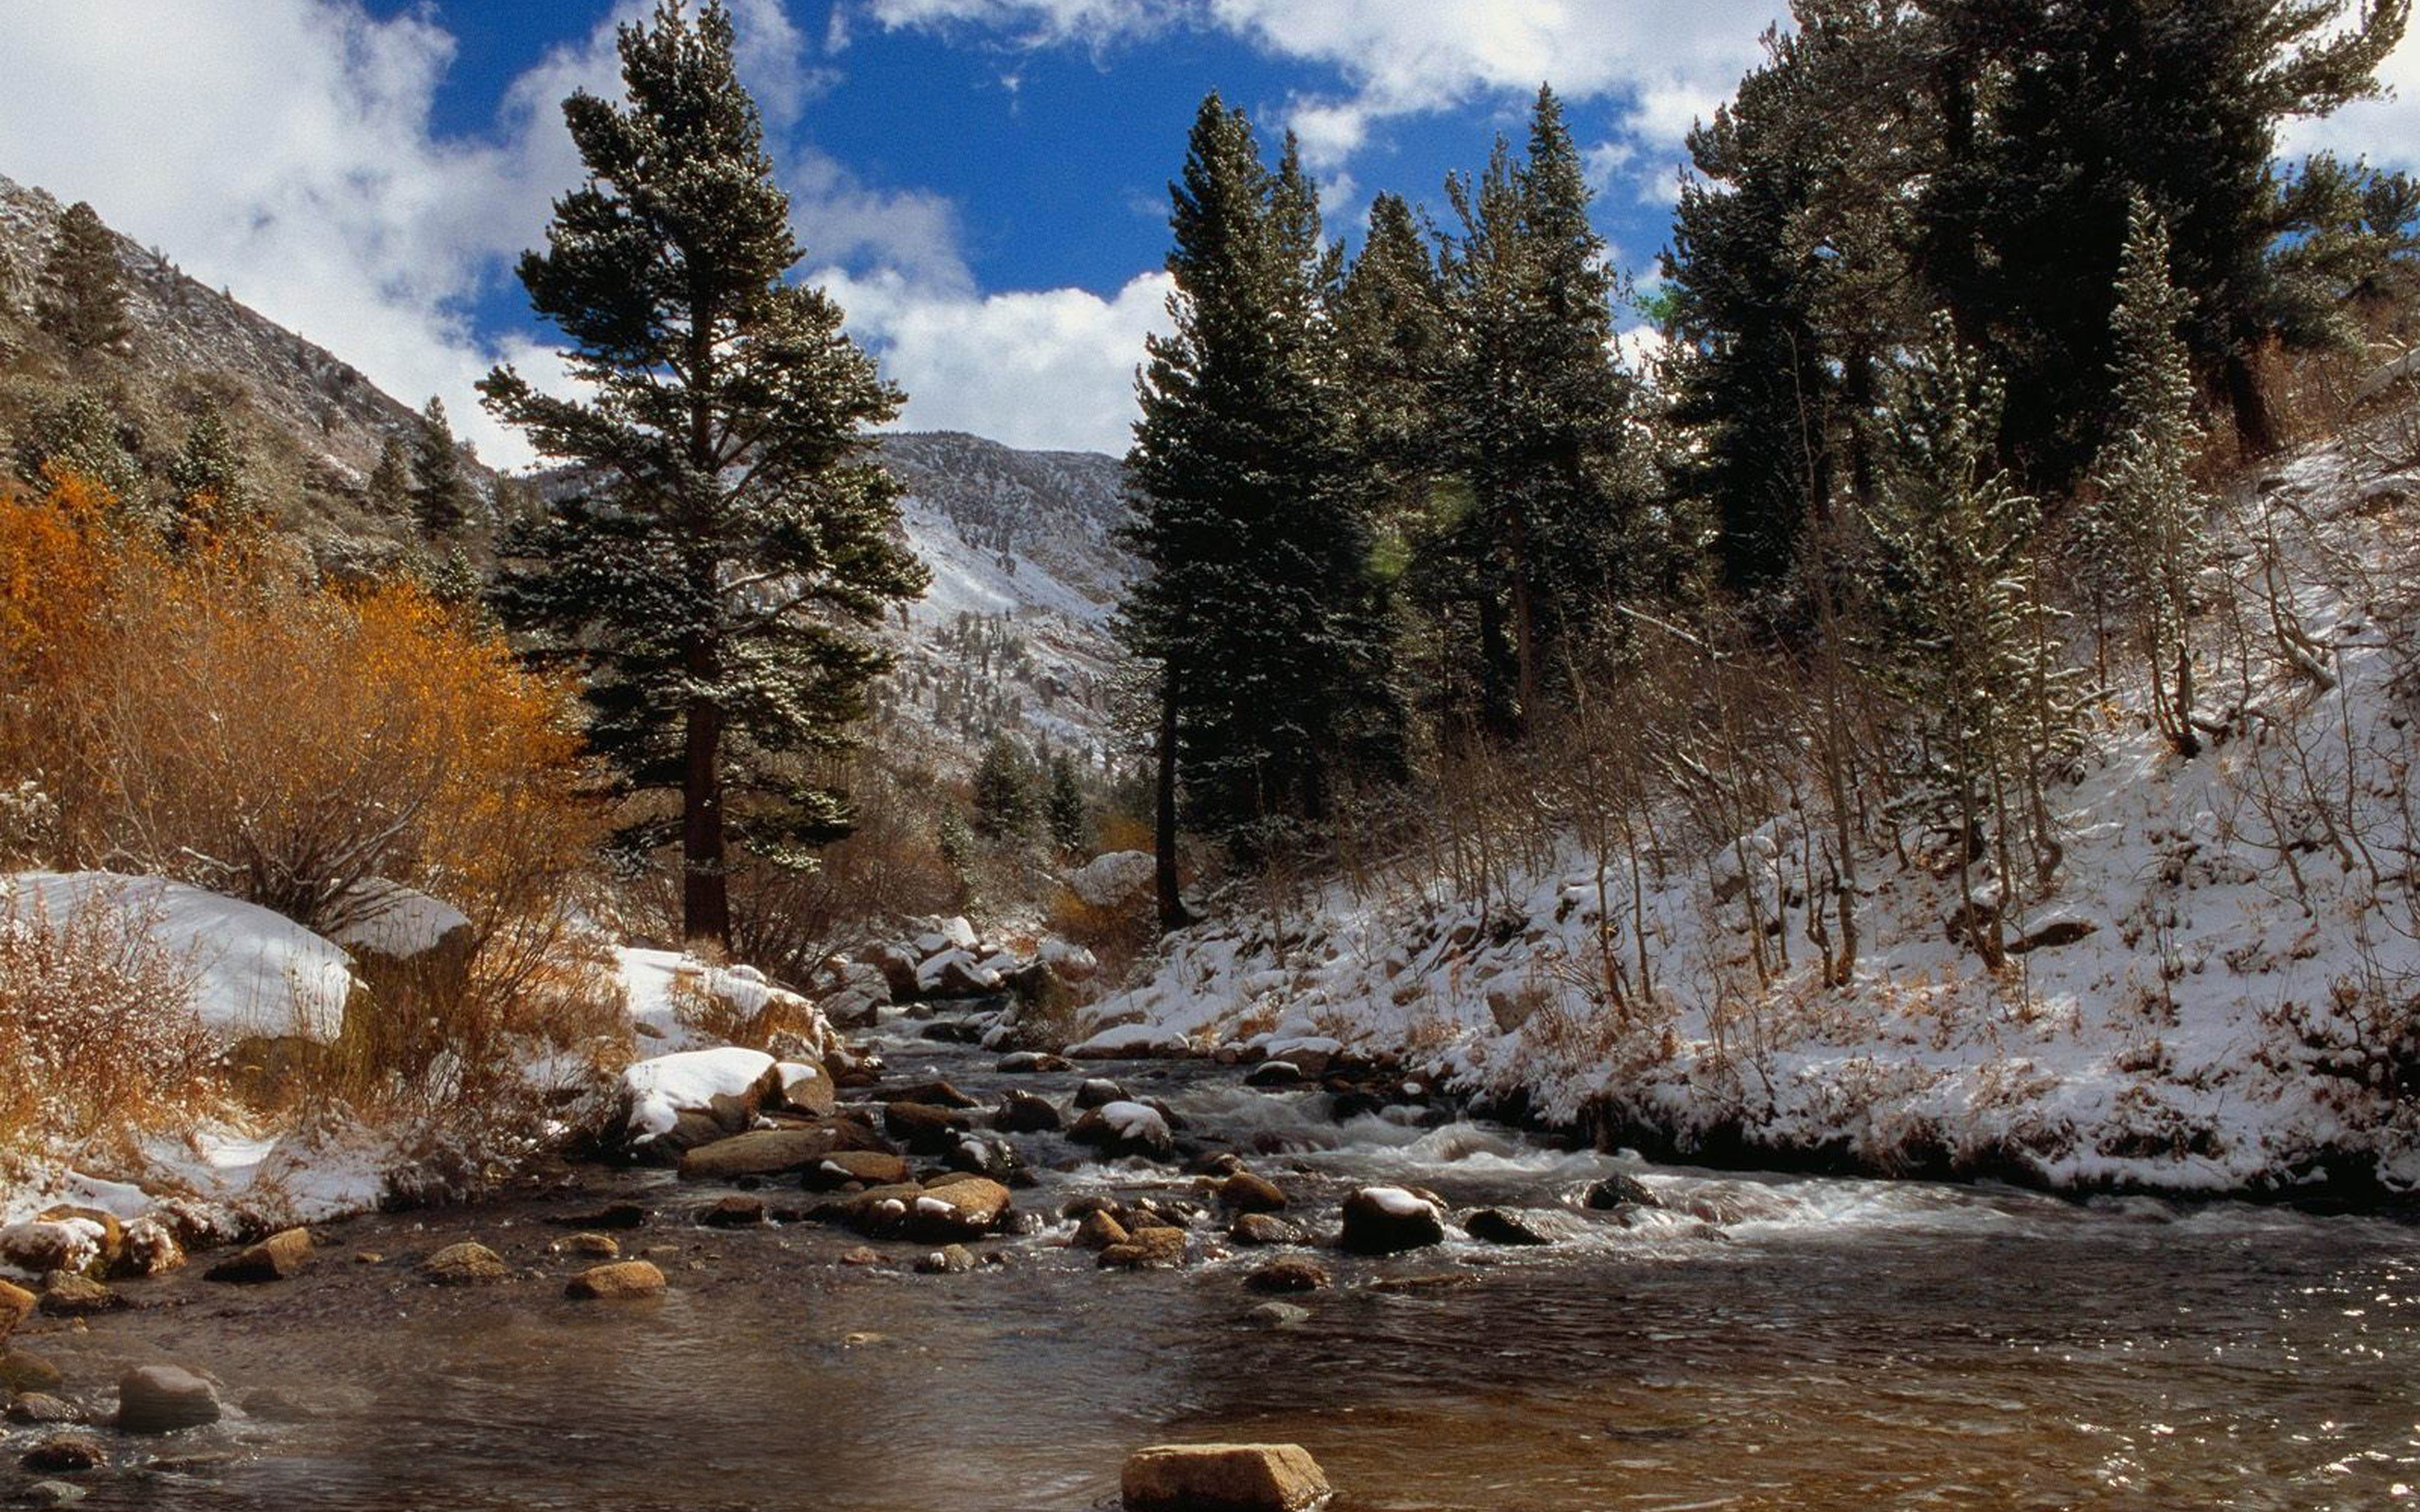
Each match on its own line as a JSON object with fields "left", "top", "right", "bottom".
{"left": 620, "top": 1047, "right": 779, "bottom": 1143}
{"left": 1070, "top": 850, "right": 1155, "bottom": 909}
{"left": 3, "top": 870, "right": 356, "bottom": 1042}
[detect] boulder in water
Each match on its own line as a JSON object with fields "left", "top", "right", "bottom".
{"left": 801, "top": 1150, "right": 913, "bottom": 1192}
{"left": 1582, "top": 1174, "right": 1659, "bottom": 1211}
{"left": 1218, "top": 1172, "right": 1288, "bottom": 1213}
{"left": 20, "top": 1434, "right": 105, "bottom": 1473}
{"left": 1074, "top": 1077, "right": 1129, "bottom": 1110}
{"left": 116, "top": 1366, "right": 222, "bottom": 1435}
{"left": 994, "top": 1090, "right": 1063, "bottom": 1134}
{"left": 905, "top": 1176, "right": 1011, "bottom": 1243}
{"left": 1070, "top": 1101, "right": 1176, "bottom": 1162}
{"left": 1462, "top": 1209, "right": 1557, "bottom": 1246}
{"left": 0, "top": 1277, "right": 34, "bottom": 1346}
{"left": 1243, "top": 1256, "right": 1329, "bottom": 1294}
{"left": 205, "top": 1227, "right": 313, "bottom": 1284}
{"left": 418, "top": 1242, "right": 510, "bottom": 1284}
{"left": 1228, "top": 1213, "right": 1306, "bottom": 1246}
{"left": 1098, "top": 1227, "right": 1187, "bottom": 1270}
{"left": 884, "top": 1101, "right": 977, "bottom": 1154}
{"left": 1073, "top": 1211, "right": 1131, "bottom": 1251}
{"left": 1119, "top": 1442, "right": 1331, "bottom": 1512}
{"left": 564, "top": 1261, "right": 666, "bottom": 1300}
{"left": 1340, "top": 1186, "right": 1445, "bottom": 1255}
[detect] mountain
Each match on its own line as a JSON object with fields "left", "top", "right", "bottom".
{"left": 0, "top": 171, "right": 1135, "bottom": 761}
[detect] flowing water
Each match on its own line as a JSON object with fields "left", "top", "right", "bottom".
{"left": 6, "top": 1008, "right": 2415, "bottom": 1510}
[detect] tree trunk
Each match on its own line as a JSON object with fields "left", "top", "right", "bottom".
{"left": 682, "top": 689, "right": 729, "bottom": 948}
{"left": 1509, "top": 508, "right": 1538, "bottom": 736}
{"left": 1153, "top": 675, "right": 1190, "bottom": 933}
{"left": 2224, "top": 346, "right": 2281, "bottom": 461}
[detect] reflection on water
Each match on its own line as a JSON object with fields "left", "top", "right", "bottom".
{"left": 6, "top": 1016, "right": 2415, "bottom": 1511}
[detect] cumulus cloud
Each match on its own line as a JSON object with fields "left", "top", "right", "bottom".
{"left": 822, "top": 267, "right": 1171, "bottom": 453}
{"left": 864, "top": 0, "right": 1781, "bottom": 184}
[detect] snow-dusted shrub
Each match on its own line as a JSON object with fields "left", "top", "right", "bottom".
{"left": 0, "top": 885, "right": 213, "bottom": 1148}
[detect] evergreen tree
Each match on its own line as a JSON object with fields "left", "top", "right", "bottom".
{"left": 17, "top": 387, "right": 140, "bottom": 504}
{"left": 1920, "top": 0, "right": 2407, "bottom": 483}
{"left": 1862, "top": 323, "right": 2083, "bottom": 966}
{"left": 165, "top": 398, "right": 248, "bottom": 543}
{"left": 1118, "top": 94, "right": 1396, "bottom": 918}
{"left": 483, "top": 0, "right": 928, "bottom": 946}
{"left": 37, "top": 201, "right": 128, "bottom": 357}
{"left": 1433, "top": 87, "right": 1645, "bottom": 731}
{"left": 1046, "top": 750, "right": 1088, "bottom": 855}
{"left": 366, "top": 431, "right": 414, "bottom": 518}
{"left": 972, "top": 732, "right": 1038, "bottom": 842}
{"left": 2086, "top": 195, "right": 2209, "bottom": 756}
{"left": 409, "top": 396, "right": 472, "bottom": 541}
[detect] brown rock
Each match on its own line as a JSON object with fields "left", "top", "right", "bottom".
{"left": 889, "top": 1079, "right": 982, "bottom": 1109}
{"left": 1217, "top": 1173, "right": 1288, "bottom": 1213}
{"left": 204, "top": 1227, "right": 313, "bottom": 1284}
{"left": 1462, "top": 1208, "right": 1558, "bottom": 1246}
{"left": 418, "top": 1242, "right": 510, "bottom": 1285}
{"left": 1098, "top": 1227, "right": 1187, "bottom": 1270}
{"left": 994, "top": 1090, "right": 1063, "bottom": 1134}
{"left": 915, "top": 1244, "right": 977, "bottom": 1275}
{"left": 1072, "top": 1211, "right": 1131, "bottom": 1251}
{"left": 906, "top": 1176, "right": 1011, "bottom": 1242}
{"left": 1, "top": 1349, "right": 64, "bottom": 1393}
{"left": 4, "top": 1392, "right": 77, "bottom": 1425}
{"left": 115, "top": 1218, "right": 184, "bottom": 1279}
{"left": 884, "top": 1101, "right": 977, "bottom": 1154}
{"left": 1340, "top": 1187, "right": 1445, "bottom": 1256}
{"left": 37, "top": 1274, "right": 122, "bottom": 1317}
{"left": 699, "top": 1195, "right": 766, "bottom": 1229}
{"left": 0, "top": 1277, "right": 33, "bottom": 1346}
{"left": 36, "top": 1208, "right": 122, "bottom": 1273}
{"left": 1119, "top": 1442, "right": 1331, "bottom": 1512}
{"left": 564, "top": 1261, "right": 666, "bottom": 1300}
{"left": 116, "top": 1365, "right": 223, "bottom": 1435}
{"left": 1243, "top": 1256, "right": 1330, "bottom": 1295}
{"left": 800, "top": 1150, "right": 913, "bottom": 1192}
{"left": 1227, "top": 1213, "right": 1306, "bottom": 1246}
{"left": 21, "top": 1433, "right": 105, "bottom": 1473}
{"left": 557, "top": 1232, "right": 621, "bottom": 1259}
{"left": 772, "top": 1057, "right": 838, "bottom": 1117}
{"left": 678, "top": 1122, "right": 888, "bottom": 1181}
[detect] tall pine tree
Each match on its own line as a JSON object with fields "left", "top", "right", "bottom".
{"left": 1120, "top": 94, "right": 1397, "bottom": 921}
{"left": 37, "top": 201, "right": 128, "bottom": 357}
{"left": 483, "top": 0, "right": 927, "bottom": 946}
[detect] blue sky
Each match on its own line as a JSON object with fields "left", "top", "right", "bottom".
{"left": 6, "top": 2, "right": 2417, "bottom": 464}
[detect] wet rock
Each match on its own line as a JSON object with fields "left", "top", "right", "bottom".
{"left": 885, "top": 1101, "right": 978, "bottom": 1155}
{"left": 241, "top": 1388, "right": 321, "bottom": 1423}
{"left": 1327, "top": 1089, "right": 1387, "bottom": 1122}
{"left": 1098, "top": 1227, "right": 1187, "bottom": 1270}
{"left": 555, "top": 1232, "right": 621, "bottom": 1259}
{"left": 561, "top": 1201, "right": 648, "bottom": 1230}
{"left": 1340, "top": 1187, "right": 1446, "bottom": 1255}
{"left": 1062, "top": 1194, "right": 1126, "bottom": 1223}
{"left": 0, "top": 1277, "right": 33, "bottom": 1346}
{"left": 20, "top": 1435, "right": 104, "bottom": 1473}
{"left": 1, "top": 1349, "right": 64, "bottom": 1393}
{"left": 1228, "top": 1213, "right": 1307, "bottom": 1246}
{"left": 1073, "top": 1077, "right": 1129, "bottom": 1110}
{"left": 1119, "top": 1442, "right": 1331, "bottom": 1512}
{"left": 5, "top": 1393, "right": 78, "bottom": 1425}
{"left": 115, "top": 1218, "right": 184, "bottom": 1280}
{"left": 915, "top": 1245, "right": 977, "bottom": 1275}
{"left": 996, "top": 1051, "right": 1073, "bottom": 1074}
{"left": 1072, "top": 1211, "right": 1131, "bottom": 1251}
{"left": 1463, "top": 1209, "right": 1556, "bottom": 1246}
{"left": 37, "top": 1274, "right": 122, "bottom": 1318}
{"left": 1245, "top": 1301, "right": 1310, "bottom": 1330}
{"left": 919, "top": 1018, "right": 987, "bottom": 1044}
{"left": 772, "top": 1057, "right": 838, "bottom": 1117}
{"left": 1582, "top": 1175, "right": 1659, "bottom": 1211}
{"left": 1070, "top": 1101, "right": 1177, "bottom": 1162}
{"left": 36, "top": 1209, "right": 121, "bottom": 1274}
{"left": 26, "top": 1482, "right": 87, "bottom": 1507}
{"left": 994, "top": 1090, "right": 1063, "bottom": 1134}
{"left": 801, "top": 1150, "right": 914, "bottom": 1192}
{"left": 418, "top": 1242, "right": 510, "bottom": 1285}
{"left": 1217, "top": 1173, "right": 1288, "bottom": 1213}
{"left": 678, "top": 1122, "right": 889, "bottom": 1181}
{"left": 1243, "top": 1060, "right": 1303, "bottom": 1089}
{"left": 838, "top": 1246, "right": 882, "bottom": 1266}
{"left": 204, "top": 1227, "right": 313, "bottom": 1284}
{"left": 869, "top": 943, "right": 922, "bottom": 1002}
{"left": 890, "top": 1079, "right": 983, "bottom": 1109}
{"left": 116, "top": 1366, "right": 222, "bottom": 1435}
{"left": 1243, "top": 1256, "right": 1330, "bottom": 1295}
{"left": 564, "top": 1261, "right": 666, "bottom": 1300}
{"left": 699, "top": 1195, "right": 767, "bottom": 1229}
{"left": 905, "top": 1176, "right": 1011, "bottom": 1243}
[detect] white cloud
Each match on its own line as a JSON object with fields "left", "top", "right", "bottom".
{"left": 824, "top": 267, "right": 1172, "bottom": 454}
{"left": 2282, "top": 24, "right": 2420, "bottom": 170}
{"left": 865, "top": 0, "right": 1782, "bottom": 185}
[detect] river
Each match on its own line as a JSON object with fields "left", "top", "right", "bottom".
{"left": 5, "top": 1005, "right": 2414, "bottom": 1510}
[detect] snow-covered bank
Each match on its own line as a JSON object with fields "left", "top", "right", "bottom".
{"left": 1077, "top": 427, "right": 2420, "bottom": 1199}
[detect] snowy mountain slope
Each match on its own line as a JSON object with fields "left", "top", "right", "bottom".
{"left": 1078, "top": 411, "right": 2420, "bottom": 1197}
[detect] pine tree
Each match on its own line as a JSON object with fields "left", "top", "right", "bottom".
{"left": 409, "top": 397, "right": 472, "bottom": 541}
{"left": 1862, "top": 322, "right": 2083, "bottom": 966}
{"left": 37, "top": 201, "right": 128, "bottom": 357}
{"left": 366, "top": 431, "right": 413, "bottom": 518}
{"left": 1118, "top": 94, "right": 1396, "bottom": 917}
{"left": 18, "top": 387, "right": 140, "bottom": 504}
{"left": 1433, "top": 87, "right": 1644, "bottom": 731}
{"left": 483, "top": 0, "right": 928, "bottom": 947}
{"left": 1046, "top": 750, "right": 1087, "bottom": 855}
{"left": 972, "top": 732, "right": 1038, "bottom": 842}
{"left": 165, "top": 398, "right": 248, "bottom": 543}
{"left": 2087, "top": 195, "right": 2208, "bottom": 757}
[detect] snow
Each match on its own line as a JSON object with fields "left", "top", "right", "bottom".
{"left": 1359, "top": 1185, "right": 1436, "bottom": 1220}
{"left": 325, "top": 880, "right": 470, "bottom": 960}
{"left": 3, "top": 870, "right": 357, "bottom": 1041}
{"left": 621, "top": 1047, "right": 776, "bottom": 1141}
{"left": 1067, "top": 1021, "right": 1195, "bottom": 1057}
{"left": 617, "top": 948, "right": 834, "bottom": 1055}
{"left": 1098, "top": 1100, "right": 1170, "bottom": 1143}
{"left": 1079, "top": 424, "right": 2420, "bottom": 1196}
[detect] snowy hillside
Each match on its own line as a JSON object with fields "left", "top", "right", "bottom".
{"left": 1078, "top": 409, "right": 2420, "bottom": 1198}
